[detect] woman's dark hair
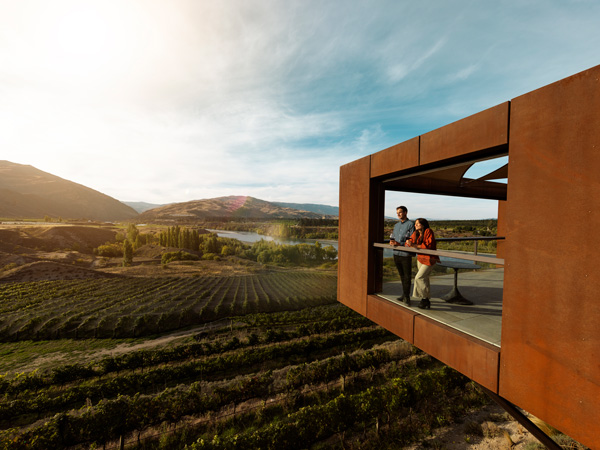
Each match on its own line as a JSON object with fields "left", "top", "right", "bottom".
{"left": 415, "top": 218, "right": 431, "bottom": 244}
{"left": 415, "top": 218, "right": 430, "bottom": 229}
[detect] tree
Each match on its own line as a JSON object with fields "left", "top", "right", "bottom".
{"left": 221, "top": 245, "right": 234, "bottom": 256}
{"left": 324, "top": 245, "right": 338, "bottom": 261}
{"left": 257, "top": 250, "right": 271, "bottom": 264}
{"left": 127, "top": 223, "right": 139, "bottom": 243}
{"left": 314, "top": 241, "right": 324, "bottom": 261}
{"left": 123, "top": 240, "right": 133, "bottom": 267}
{"left": 205, "top": 235, "right": 219, "bottom": 254}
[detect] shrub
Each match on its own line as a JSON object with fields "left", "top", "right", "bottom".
{"left": 161, "top": 251, "right": 200, "bottom": 265}
{"left": 94, "top": 242, "right": 122, "bottom": 257}
{"left": 2, "top": 263, "right": 18, "bottom": 272}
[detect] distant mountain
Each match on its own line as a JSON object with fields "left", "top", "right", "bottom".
{"left": 123, "top": 201, "right": 169, "bottom": 213}
{"left": 274, "top": 202, "right": 338, "bottom": 217}
{"left": 0, "top": 161, "right": 138, "bottom": 222}
{"left": 138, "top": 195, "right": 335, "bottom": 221}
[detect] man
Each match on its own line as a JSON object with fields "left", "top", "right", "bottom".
{"left": 390, "top": 205, "right": 415, "bottom": 305}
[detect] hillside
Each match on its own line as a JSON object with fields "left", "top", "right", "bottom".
{"left": 138, "top": 195, "right": 335, "bottom": 221}
{"left": 274, "top": 201, "right": 338, "bottom": 216}
{"left": 0, "top": 161, "right": 138, "bottom": 222}
{"left": 0, "top": 225, "right": 117, "bottom": 255}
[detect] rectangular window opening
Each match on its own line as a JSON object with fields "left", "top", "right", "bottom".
{"left": 375, "top": 190, "right": 504, "bottom": 347}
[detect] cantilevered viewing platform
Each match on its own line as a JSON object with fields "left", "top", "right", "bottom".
{"left": 338, "top": 65, "right": 600, "bottom": 448}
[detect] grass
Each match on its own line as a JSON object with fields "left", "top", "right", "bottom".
{"left": 0, "top": 337, "right": 144, "bottom": 374}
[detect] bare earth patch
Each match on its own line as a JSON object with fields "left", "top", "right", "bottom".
{"left": 0, "top": 260, "right": 122, "bottom": 283}
{"left": 405, "top": 404, "right": 521, "bottom": 450}
{"left": 405, "top": 402, "right": 568, "bottom": 450}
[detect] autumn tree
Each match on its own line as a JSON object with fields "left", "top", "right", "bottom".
{"left": 123, "top": 240, "right": 133, "bottom": 267}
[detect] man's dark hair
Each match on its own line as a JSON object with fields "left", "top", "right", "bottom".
{"left": 396, "top": 206, "right": 408, "bottom": 213}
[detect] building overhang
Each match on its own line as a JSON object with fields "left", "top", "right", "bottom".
{"left": 338, "top": 65, "right": 600, "bottom": 449}
{"left": 383, "top": 156, "right": 508, "bottom": 200}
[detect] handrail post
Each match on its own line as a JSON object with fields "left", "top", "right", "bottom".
{"left": 474, "top": 240, "right": 479, "bottom": 255}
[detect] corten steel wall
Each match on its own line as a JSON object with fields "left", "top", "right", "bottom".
{"left": 420, "top": 102, "right": 509, "bottom": 165}
{"left": 371, "top": 136, "right": 419, "bottom": 178}
{"left": 339, "top": 65, "right": 600, "bottom": 449}
{"left": 500, "top": 64, "right": 600, "bottom": 448}
{"left": 338, "top": 156, "right": 371, "bottom": 316}
{"left": 339, "top": 103, "right": 508, "bottom": 392}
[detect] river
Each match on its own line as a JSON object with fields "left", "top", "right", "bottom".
{"left": 200, "top": 229, "right": 496, "bottom": 264}
{"left": 206, "top": 230, "right": 398, "bottom": 256}
{"left": 206, "top": 229, "right": 339, "bottom": 250}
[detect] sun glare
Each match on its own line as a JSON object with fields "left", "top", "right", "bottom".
{"left": 27, "top": 1, "right": 163, "bottom": 93}
{"left": 51, "top": 7, "right": 120, "bottom": 74}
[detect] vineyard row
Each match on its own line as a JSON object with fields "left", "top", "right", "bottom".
{"left": 0, "top": 272, "right": 337, "bottom": 341}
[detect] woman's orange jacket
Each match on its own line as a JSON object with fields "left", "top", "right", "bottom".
{"left": 406, "top": 228, "right": 440, "bottom": 266}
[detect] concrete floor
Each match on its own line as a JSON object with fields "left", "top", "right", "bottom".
{"left": 378, "top": 268, "right": 504, "bottom": 347}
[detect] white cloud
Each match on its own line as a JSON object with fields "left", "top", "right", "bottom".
{"left": 1, "top": 0, "right": 600, "bottom": 217}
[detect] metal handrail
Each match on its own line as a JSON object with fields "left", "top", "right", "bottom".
{"left": 374, "top": 238, "right": 505, "bottom": 265}
{"left": 437, "top": 236, "right": 504, "bottom": 241}
{"left": 436, "top": 235, "right": 504, "bottom": 256}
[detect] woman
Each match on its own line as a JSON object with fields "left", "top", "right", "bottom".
{"left": 405, "top": 218, "right": 439, "bottom": 309}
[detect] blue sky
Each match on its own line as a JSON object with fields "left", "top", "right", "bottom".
{"left": 1, "top": 0, "right": 599, "bottom": 219}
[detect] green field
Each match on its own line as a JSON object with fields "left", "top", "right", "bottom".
{"left": 0, "top": 269, "right": 498, "bottom": 450}
{"left": 0, "top": 305, "right": 489, "bottom": 450}
{"left": 0, "top": 272, "right": 336, "bottom": 342}
{"left": 0, "top": 220, "right": 584, "bottom": 449}
{"left": 0, "top": 219, "right": 530, "bottom": 449}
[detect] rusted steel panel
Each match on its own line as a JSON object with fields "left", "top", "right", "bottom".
{"left": 414, "top": 315, "right": 500, "bottom": 392}
{"left": 338, "top": 156, "right": 371, "bottom": 316}
{"left": 366, "top": 295, "right": 416, "bottom": 343}
{"left": 420, "top": 102, "right": 509, "bottom": 165}
{"left": 370, "top": 136, "right": 420, "bottom": 178}
{"left": 501, "top": 64, "right": 600, "bottom": 449}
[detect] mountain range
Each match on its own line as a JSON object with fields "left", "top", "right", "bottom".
{"left": 0, "top": 161, "right": 138, "bottom": 222}
{"left": 0, "top": 161, "right": 338, "bottom": 221}
{"left": 137, "top": 196, "right": 336, "bottom": 221}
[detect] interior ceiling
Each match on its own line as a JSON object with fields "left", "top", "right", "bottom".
{"left": 383, "top": 161, "right": 508, "bottom": 200}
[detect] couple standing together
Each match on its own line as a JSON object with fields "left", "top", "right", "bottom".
{"left": 390, "top": 206, "right": 439, "bottom": 310}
